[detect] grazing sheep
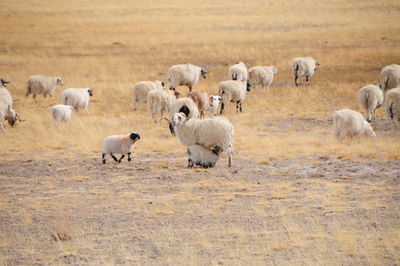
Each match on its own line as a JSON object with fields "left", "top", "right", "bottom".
{"left": 187, "top": 145, "right": 222, "bottom": 168}
{"left": 26, "top": 75, "right": 63, "bottom": 98}
{"left": 218, "top": 80, "right": 252, "bottom": 114}
{"left": 51, "top": 104, "right": 73, "bottom": 122}
{"left": 133, "top": 80, "right": 164, "bottom": 111}
{"left": 385, "top": 87, "right": 400, "bottom": 122}
{"left": 61, "top": 88, "right": 93, "bottom": 113}
{"left": 248, "top": 65, "right": 278, "bottom": 92}
{"left": 292, "top": 57, "right": 319, "bottom": 86}
{"left": 228, "top": 62, "right": 248, "bottom": 81}
{"left": 0, "top": 77, "right": 10, "bottom": 87}
{"left": 167, "top": 63, "right": 207, "bottom": 92}
{"left": 333, "top": 109, "right": 376, "bottom": 140}
{"left": 0, "top": 88, "right": 22, "bottom": 131}
{"left": 380, "top": 64, "right": 400, "bottom": 92}
{"left": 187, "top": 90, "right": 209, "bottom": 118}
{"left": 207, "top": 95, "right": 221, "bottom": 116}
{"left": 358, "top": 84, "right": 384, "bottom": 122}
{"left": 147, "top": 89, "right": 180, "bottom": 123}
{"left": 171, "top": 97, "right": 200, "bottom": 120}
{"left": 102, "top": 132, "right": 140, "bottom": 164}
{"left": 170, "top": 112, "right": 234, "bottom": 167}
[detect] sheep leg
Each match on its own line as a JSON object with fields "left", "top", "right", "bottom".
{"left": 127, "top": 152, "right": 132, "bottom": 161}
{"left": 118, "top": 154, "right": 125, "bottom": 163}
{"left": 239, "top": 102, "right": 242, "bottom": 112}
{"left": 306, "top": 75, "right": 309, "bottom": 86}
{"left": 220, "top": 103, "right": 225, "bottom": 114}
{"left": 110, "top": 153, "right": 119, "bottom": 162}
{"left": 189, "top": 86, "right": 192, "bottom": 92}
{"left": 236, "top": 101, "right": 240, "bottom": 113}
{"left": 187, "top": 159, "right": 194, "bottom": 168}
{"left": 294, "top": 76, "right": 299, "bottom": 87}
{"left": 228, "top": 155, "right": 232, "bottom": 168}
{"left": 102, "top": 153, "right": 106, "bottom": 164}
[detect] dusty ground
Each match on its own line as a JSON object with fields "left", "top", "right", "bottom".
{"left": 1, "top": 152, "right": 399, "bottom": 265}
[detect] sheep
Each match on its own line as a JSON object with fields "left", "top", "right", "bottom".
{"left": 51, "top": 104, "right": 73, "bottom": 122}
{"left": 385, "top": 87, "right": 400, "bottom": 122}
{"left": 380, "top": 64, "right": 400, "bottom": 92}
{"left": 228, "top": 62, "right": 248, "bottom": 81}
{"left": 26, "top": 75, "right": 63, "bottom": 98}
{"left": 333, "top": 109, "right": 376, "bottom": 140}
{"left": 171, "top": 97, "right": 200, "bottom": 120}
{"left": 167, "top": 63, "right": 207, "bottom": 92}
{"left": 207, "top": 95, "right": 221, "bottom": 116}
{"left": 147, "top": 89, "right": 180, "bottom": 123}
{"left": 292, "top": 57, "right": 319, "bottom": 86}
{"left": 102, "top": 132, "right": 141, "bottom": 164}
{"left": 0, "top": 77, "right": 10, "bottom": 87}
{"left": 170, "top": 112, "right": 234, "bottom": 167}
{"left": 218, "top": 80, "right": 252, "bottom": 114}
{"left": 133, "top": 80, "right": 164, "bottom": 111}
{"left": 61, "top": 88, "right": 93, "bottom": 113}
{"left": 187, "top": 145, "right": 222, "bottom": 168}
{"left": 358, "top": 84, "right": 384, "bottom": 122}
{"left": 248, "top": 65, "right": 278, "bottom": 92}
{"left": 0, "top": 88, "right": 22, "bottom": 131}
{"left": 187, "top": 90, "right": 209, "bottom": 118}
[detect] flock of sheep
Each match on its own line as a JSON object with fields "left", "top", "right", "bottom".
{"left": 0, "top": 60, "right": 399, "bottom": 168}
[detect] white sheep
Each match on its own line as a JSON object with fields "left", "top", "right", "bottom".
{"left": 102, "top": 132, "right": 140, "bottom": 164}
{"left": 385, "top": 87, "right": 400, "bottom": 122}
{"left": 187, "top": 145, "right": 222, "bottom": 168}
{"left": 292, "top": 57, "right": 319, "bottom": 86}
{"left": 147, "top": 89, "right": 180, "bottom": 123}
{"left": 0, "top": 88, "right": 21, "bottom": 131}
{"left": 26, "top": 75, "right": 63, "bottom": 98}
{"left": 248, "top": 65, "right": 278, "bottom": 92}
{"left": 228, "top": 62, "right": 248, "bottom": 81}
{"left": 51, "top": 104, "right": 73, "bottom": 122}
{"left": 170, "top": 113, "right": 234, "bottom": 167}
{"left": 358, "top": 84, "right": 384, "bottom": 122}
{"left": 218, "top": 80, "right": 252, "bottom": 114}
{"left": 380, "top": 64, "right": 400, "bottom": 92}
{"left": 333, "top": 109, "right": 376, "bottom": 140}
{"left": 167, "top": 63, "right": 207, "bottom": 92}
{"left": 0, "top": 77, "right": 10, "bottom": 87}
{"left": 133, "top": 80, "right": 164, "bottom": 111}
{"left": 61, "top": 88, "right": 93, "bottom": 113}
{"left": 207, "top": 95, "right": 221, "bottom": 116}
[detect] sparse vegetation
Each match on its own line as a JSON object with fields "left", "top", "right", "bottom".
{"left": 0, "top": 0, "right": 399, "bottom": 264}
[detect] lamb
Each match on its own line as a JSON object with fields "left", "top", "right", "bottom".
{"left": 187, "top": 145, "right": 222, "bottom": 168}
{"left": 0, "top": 77, "right": 10, "bottom": 87}
{"left": 380, "top": 64, "right": 400, "bottom": 92}
{"left": 333, "top": 109, "right": 376, "bottom": 140}
{"left": 0, "top": 88, "right": 22, "bottom": 131}
{"left": 218, "top": 80, "right": 252, "bottom": 114}
{"left": 102, "top": 132, "right": 140, "bottom": 164}
{"left": 167, "top": 63, "right": 207, "bottom": 92}
{"left": 147, "top": 89, "right": 180, "bottom": 123}
{"left": 187, "top": 90, "right": 209, "bottom": 118}
{"left": 385, "top": 88, "right": 400, "bottom": 122}
{"left": 248, "top": 65, "right": 278, "bottom": 92}
{"left": 133, "top": 80, "right": 164, "bottom": 110}
{"left": 207, "top": 95, "right": 221, "bottom": 116}
{"left": 170, "top": 112, "right": 234, "bottom": 167}
{"left": 292, "top": 57, "right": 319, "bottom": 86}
{"left": 26, "top": 75, "right": 63, "bottom": 98}
{"left": 51, "top": 104, "right": 73, "bottom": 122}
{"left": 228, "top": 62, "right": 248, "bottom": 81}
{"left": 358, "top": 84, "right": 384, "bottom": 122}
{"left": 61, "top": 88, "right": 93, "bottom": 113}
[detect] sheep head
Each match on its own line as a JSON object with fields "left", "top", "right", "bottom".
{"left": 5, "top": 105, "right": 17, "bottom": 127}
{"left": 56, "top": 77, "right": 64, "bottom": 86}
{"left": 209, "top": 96, "right": 221, "bottom": 108}
{"left": 129, "top": 132, "right": 141, "bottom": 142}
{"left": 200, "top": 69, "right": 207, "bottom": 79}
{"left": 87, "top": 88, "right": 93, "bottom": 96}
{"left": 0, "top": 77, "right": 10, "bottom": 87}
{"left": 171, "top": 113, "right": 187, "bottom": 127}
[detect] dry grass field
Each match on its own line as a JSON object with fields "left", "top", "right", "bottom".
{"left": 1, "top": 0, "right": 400, "bottom": 264}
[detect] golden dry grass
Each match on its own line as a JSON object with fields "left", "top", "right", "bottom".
{"left": 0, "top": 0, "right": 400, "bottom": 264}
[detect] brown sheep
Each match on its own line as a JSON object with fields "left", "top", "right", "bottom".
{"left": 187, "top": 90, "right": 209, "bottom": 118}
